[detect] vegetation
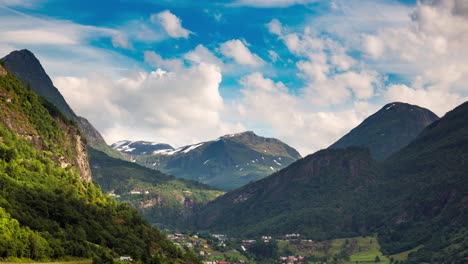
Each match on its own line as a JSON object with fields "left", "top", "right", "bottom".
{"left": 329, "top": 102, "right": 438, "bottom": 160}
{"left": 89, "top": 148, "right": 223, "bottom": 229}
{"left": 122, "top": 131, "right": 301, "bottom": 190}
{"left": 0, "top": 69, "right": 198, "bottom": 263}
{"left": 196, "top": 101, "right": 468, "bottom": 263}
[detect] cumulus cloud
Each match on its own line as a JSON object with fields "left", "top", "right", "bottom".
{"left": 220, "top": 39, "right": 264, "bottom": 67}
{"left": 235, "top": 72, "right": 377, "bottom": 155}
{"left": 268, "top": 18, "right": 379, "bottom": 106}
{"left": 361, "top": 0, "right": 468, "bottom": 114}
{"left": 151, "top": 10, "right": 191, "bottom": 39}
{"left": 54, "top": 47, "right": 244, "bottom": 146}
{"left": 144, "top": 51, "right": 184, "bottom": 71}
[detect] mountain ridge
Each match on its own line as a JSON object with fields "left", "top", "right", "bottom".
{"left": 1, "top": 49, "right": 121, "bottom": 158}
{"left": 329, "top": 102, "right": 439, "bottom": 160}
{"left": 113, "top": 130, "right": 302, "bottom": 190}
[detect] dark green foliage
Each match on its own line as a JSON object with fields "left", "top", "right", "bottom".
{"left": 1, "top": 49, "right": 122, "bottom": 158}
{"left": 0, "top": 70, "right": 198, "bottom": 263}
{"left": 197, "top": 101, "right": 468, "bottom": 262}
{"left": 196, "top": 147, "right": 379, "bottom": 239}
{"left": 88, "top": 147, "right": 223, "bottom": 229}
{"left": 330, "top": 102, "right": 439, "bottom": 160}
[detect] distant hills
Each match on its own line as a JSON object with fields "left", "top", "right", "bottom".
{"left": 329, "top": 102, "right": 439, "bottom": 160}
{"left": 112, "top": 131, "right": 302, "bottom": 190}
{"left": 196, "top": 101, "right": 468, "bottom": 263}
{"left": 89, "top": 147, "right": 223, "bottom": 228}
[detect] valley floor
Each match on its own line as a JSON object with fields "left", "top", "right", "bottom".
{"left": 165, "top": 232, "right": 418, "bottom": 264}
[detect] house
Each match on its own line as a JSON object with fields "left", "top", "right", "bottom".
{"left": 119, "top": 256, "right": 133, "bottom": 262}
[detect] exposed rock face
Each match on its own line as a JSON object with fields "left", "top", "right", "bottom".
{"left": 74, "top": 134, "right": 92, "bottom": 182}
{"left": 0, "top": 64, "right": 6, "bottom": 77}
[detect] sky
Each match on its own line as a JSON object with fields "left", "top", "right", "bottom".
{"left": 1, "top": 0, "right": 467, "bottom": 156}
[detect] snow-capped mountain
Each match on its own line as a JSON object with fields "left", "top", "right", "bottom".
{"left": 111, "top": 140, "right": 174, "bottom": 155}
{"left": 111, "top": 131, "right": 301, "bottom": 190}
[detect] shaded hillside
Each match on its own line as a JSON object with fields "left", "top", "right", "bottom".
{"left": 196, "top": 101, "right": 468, "bottom": 263}
{"left": 329, "top": 102, "right": 438, "bottom": 160}
{"left": 89, "top": 147, "right": 223, "bottom": 229}
{"left": 114, "top": 131, "right": 302, "bottom": 190}
{"left": 196, "top": 147, "right": 379, "bottom": 239}
{"left": 376, "top": 101, "right": 468, "bottom": 263}
{"left": 1, "top": 49, "right": 120, "bottom": 158}
{"left": 0, "top": 63, "right": 198, "bottom": 263}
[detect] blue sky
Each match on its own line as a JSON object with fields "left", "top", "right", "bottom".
{"left": 0, "top": 0, "right": 467, "bottom": 155}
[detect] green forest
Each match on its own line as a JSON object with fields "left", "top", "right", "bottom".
{"left": 0, "top": 66, "right": 199, "bottom": 263}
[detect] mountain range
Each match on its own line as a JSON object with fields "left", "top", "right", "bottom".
{"left": 1, "top": 48, "right": 466, "bottom": 263}
{"left": 195, "top": 101, "right": 467, "bottom": 263}
{"left": 112, "top": 131, "right": 302, "bottom": 190}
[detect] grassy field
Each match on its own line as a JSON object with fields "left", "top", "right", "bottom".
{"left": 277, "top": 235, "right": 419, "bottom": 263}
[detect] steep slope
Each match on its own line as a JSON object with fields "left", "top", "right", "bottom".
{"left": 197, "top": 101, "right": 468, "bottom": 263}
{"left": 1, "top": 49, "right": 120, "bottom": 158}
{"left": 114, "top": 131, "right": 302, "bottom": 190}
{"left": 375, "top": 101, "right": 468, "bottom": 263}
{"left": 196, "top": 147, "right": 379, "bottom": 239}
{"left": 111, "top": 140, "right": 174, "bottom": 155}
{"left": 89, "top": 147, "right": 223, "bottom": 229}
{"left": 0, "top": 64, "right": 198, "bottom": 263}
{"left": 329, "top": 102, "right": 439, "bottom": 160}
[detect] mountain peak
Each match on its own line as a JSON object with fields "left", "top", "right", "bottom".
{"left": 1, "top": 49, "right": 77, "bottom": 119}
{"left": 222, "top": 131, "right": 256, "bottom": 138}
{"left": 329, "top": 102, "right": 439, "bottom": 160}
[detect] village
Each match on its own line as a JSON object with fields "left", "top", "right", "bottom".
{"left": 165, "top": 232, "right": 311, "bottom": 264}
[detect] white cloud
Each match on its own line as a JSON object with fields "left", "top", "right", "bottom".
{"left": 54, "top": 46, "right": 245, "bottom": 146}
{"left": 385, "top": 84, "right": 467, "bottom": 116}
{"left": 235, "top": 72, "right": 378, "bottom": 155}
{"left": 184, "top": 44, "right": 223, "bottom": 67}
{"left": 220, "top": 39, "right": 264, "bottom": 67}
{"left": 229, "top": 0, "right": 319, "bottom": 8}
{"left": 111, "top": 33, "right": 130, "bottom": 49}
{"left": 151, "top": 10, "right": 191, "bottom": 39}
{"left": 268, "top": 50, "right": 280, "bottom": 62}
{"left": 360, "top": 0, "right": 468, "bottom": 114}
{"left": 266, "top": 19, "right": 283, "bottom": 35}
{"left": 144, "top": 51, "right": 184, "bottom": 72}
{"left": 0, "top": 0, "right": 41, "bottom": 7}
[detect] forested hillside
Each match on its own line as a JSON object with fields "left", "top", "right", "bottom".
{"left": 0, "top": 63, "right": 198, "bottom": 263}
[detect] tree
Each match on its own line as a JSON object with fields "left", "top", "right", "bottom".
{"left": 375, "top": 255, "right": 381, "bottom": 262}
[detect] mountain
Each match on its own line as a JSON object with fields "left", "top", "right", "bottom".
{"left": 113, "top": 131, "right": 302, "bottom": 190}
{"left": 196, "top": 101, "right": 468, "bottom": 263}
{"left": 195, "top": 147, "right": 378, "bottom": 239}
{"left": 89, "top": 147, "right": 223, "bottom": 228}
{"left": 0, "top": 63, "right": 198, "bottom": 263}
{"left": 329, "top": 102, "right": 439, "bottom": 160}
{"left": 111, "top": 140, "right": 174, "bottom": 155}
{"left": 1, "top": 49, "right": 120, "bottom": 158}
{"left": 375, "top": 101, "right": 468, "bottom": 262}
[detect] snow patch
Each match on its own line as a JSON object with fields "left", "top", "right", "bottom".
{"left": 270, "top": 166, "right": 275, "bottom": 171}
{"left": 123, "top": 148, "right": 136, "bottom": 152}
{"left": 386, "top": 104, "right": 395, "bottom": 110}
{"left": 203, "top": 160, "right": 210, "bottom": 165}
{"left": 273, "top": 159, "right": 282, "bottom": 166}
{"left": 182, "top": 143, "right": 204, "bottom": 153}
